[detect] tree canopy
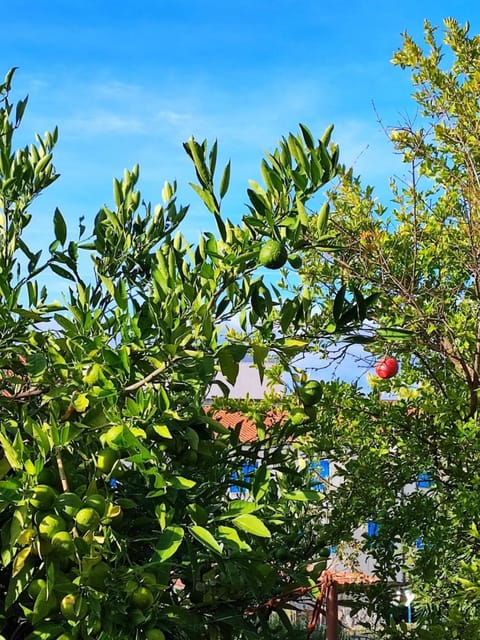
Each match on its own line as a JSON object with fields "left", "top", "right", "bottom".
{"left": 0, "top": 66, "right": 381, "bottom": 640}
{"left": 298, "top": 17, "right": 480, "bottom": 639}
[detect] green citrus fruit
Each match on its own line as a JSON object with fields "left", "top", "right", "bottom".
{"left": 38, "top": 514, "right": 66, "bottom": 540}
{"left": 55, "top": 492, "right": 83, "bottom": 518}
{"left": 83, "top": 494, "right": 106, "bottom": 517}
{"left": 75, "top": 507, "right": 100, "bottom": 532}
{"left": 56, "top": 634, "right": 75, "bottom": 640}
{"left": 318, "top": 546, "right": 331, "bottom": 558}
{"left": 60, "top": 593, "right": 88, "bottom": 620}
{"left": 258, "top": 239, "right": 288, "bottom": 269}
{"left": 96, "top": 448, "right": 119, "bottom": 474}
{"left": 145, "top": 630, "right": 166, "bottom": 640}
{"left": 298, "top": 380, "right": 323, "bottom": 406}
{"left": 51, "top": 531, "right": 76, "bottom": 557}
{"left": 27, "top": 578, "right": 46, "bottom": 600}
{"left": 85, "top": 561, "right": 109, "bottom": 591}
{"left": 131, "top": 586, "right": 154, "bottom": 610}
{"left": 30, "top": 485, "right": 57, "bottom": 510}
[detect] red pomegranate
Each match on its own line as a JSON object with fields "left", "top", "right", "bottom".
{"left": 374, "top": 357, "right": 398, "bottom": 379}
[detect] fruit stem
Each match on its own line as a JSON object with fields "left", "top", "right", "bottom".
{"left": 56, "top": 451, "right": 70, "bottom": 492}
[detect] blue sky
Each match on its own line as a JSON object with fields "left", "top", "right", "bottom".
{"left": 4, "top": 1, "right": 479, "bottom": 382}
{"left": 5, "top": 0, "right": 480, "bottom": 253}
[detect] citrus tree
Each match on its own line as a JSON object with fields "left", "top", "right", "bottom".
{"left": 296, "top": 18, "right": 480, "bottom": 639}
{"left": 0, "top": 68, "right": 377, "bottom": 640}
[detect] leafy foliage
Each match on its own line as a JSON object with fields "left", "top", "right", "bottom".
{"left": 298, "top": 18, "right": 480, "bottom": 639}
{"left": 0, "top": 68, "right": 369, "bottom": 639}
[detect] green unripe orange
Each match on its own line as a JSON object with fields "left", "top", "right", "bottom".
{"left": 51, "top": 531, "right": 76, "bottom": 557}
{"left": 55, "top": 492, "right": 83, "bottom": 518}
{"left": 145, "top": 630, "right": 166, "bottom": 640}
{"left": 298, "top": 380, "right": 323, "bottom": 406}
{"left": 27, "top": 578, "right": 46, "bottom": 600}
{"left": 131, "top": 586, "right": 154, "bottom": 610}
{"left": 38, "top": 514, "right": 66, "bottom": 540}
{"left": 60, "top": 593, "right": 88, "bottom": 620}
{"left": 75, "top": 507, "right": 100, "bottom": 532}
{"left": 83, "top": 493, "right": 106, "bottom": 517}
{"left": 30, "top": 485, "right": 57, "bottom": 510}
{"left": 258, "top": 239, "right": 288, "bottom": 269}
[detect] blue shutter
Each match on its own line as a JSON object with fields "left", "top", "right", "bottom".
{"left": 229, "top": 463, "right": 256, "bottom": 496}
{"left": 367, "top": 521, "right": 379, "bottom": 537}
{"left": 416, "top": 473, "right": 432, "bottom": 489}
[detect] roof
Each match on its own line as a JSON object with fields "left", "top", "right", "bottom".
{"left": 210, "top": 408, "right": 286, "bottom": 442}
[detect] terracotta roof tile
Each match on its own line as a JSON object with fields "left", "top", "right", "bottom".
{"left": 209, "top": 409, "right": 286, "bottom": 442}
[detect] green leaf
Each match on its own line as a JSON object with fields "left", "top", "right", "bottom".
{"left": 153, "top": 525, "right": 184, "bottom": 562}
{"left": 332, "top": 285, "right": 346, "bottom": 323}
{"left": 219, "top": 160, "right": 231, "bottom": 199}
{"left": 299, "top": 123, "right": 315, "bottom": 149}
{"left": 26, "top": 353, "right": 47, "bottom": 377}
{"left": 12, "top": 547, "right": 31, "bottom": 576}
{"left": 283, "top": 490, "right": 325, "bottom": 501}
{"left": 170, "top": 475, "right": 196, "bottom": 490}
{"left": 189, "top": 182, "right": 218, "bottom": 214}
{"left": 218, "top": 525, "right": 251, "bottom": 551}
{"left": 190, "top": 525, "right": 223, "bottom": 555}
{"left": 232, "top": 514, "right": 271, "bottom": 538}
{"left": 0, "top": 433, "right": 21, "bottom": 469}
{"left": 53, "top": 207, "right": 67, "bottom": 245}
{"left": 5, "top": 557, "right": 35, "bottom": 610}
{"left": 217, "top": 500, "right": 258, "bottom": 520}
{"left": 376, "top": 327, "right": 415, "bottom": 340}
{"left": 218, "top": 346, "right": 239, "bottom": 385}
{"left": 50, "top": 263, "right": 75, "bottom": 281}
{"left": 72, "top": 393, "right": 89, "bottom": 413}
{"left": 152, "top": 424, "right": 172, "bottom": 439}
{"left": 252, "top": 344, "right": 268, "bottom": 383}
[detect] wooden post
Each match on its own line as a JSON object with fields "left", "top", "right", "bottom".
{"left": 326, "top": 582, "right": 338, "bottom": 640}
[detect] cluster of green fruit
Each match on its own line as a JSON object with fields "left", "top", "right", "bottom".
{"left": 14, "top": 440, "right": 173, "bottom": 639}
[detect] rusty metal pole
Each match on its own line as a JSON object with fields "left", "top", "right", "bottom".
{"left": 325, "top": 582, "right": 338, "bottom": 640}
